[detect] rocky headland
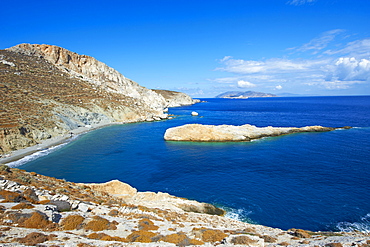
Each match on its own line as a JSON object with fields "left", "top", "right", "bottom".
{"left": 164, "top": 124, "right": 351, "bottom": 142}
{"left": 153, "top": 90, "right": 200, "bottom": 108}
{"left": 0, "top": 44, "right": 197, "bottom": 156}
{"left": 0, "top": 165, "right": 368, "bottom": 246}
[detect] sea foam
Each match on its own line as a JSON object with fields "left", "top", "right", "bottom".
{"left": 6, "top": 143, "right": 68, "bottom": 168}
{"left": 336, "top": 213, "right": 370, "bottom": 233}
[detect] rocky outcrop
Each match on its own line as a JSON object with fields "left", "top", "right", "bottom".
{"left": 164, "top": 124, "right": 351, "bottom": 142}
{"left": 84, "top": 180, "right": 224, "bottom": 216}
{"left": 0, "top": 165, "right": 367, "bottom": 246}
{"left": 0, "top": 45, "right": 197, "bottom": 155}
{"left": 153, "top": 89, "right": 200, "bottom": 107}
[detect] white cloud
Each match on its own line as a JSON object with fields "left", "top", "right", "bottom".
{"left": 293, "top": 29, "right": 345, "bottom": 53}
{"left": 287, "top": 0, "right": 317, "bottom": 6}
{"left": 325, "top": 57, "right": 370, "bottom": 82}
{"left": 215, "top": 33, "right": 370, "bottom": 94}
{"left": 237, "top": 80, "right": 256, "bottom": 88}
{"left": 218, "top": 56, "right": 314, "bottom": 74}
{"left": 324, "top": 38, "right": 370, "bottom": 58}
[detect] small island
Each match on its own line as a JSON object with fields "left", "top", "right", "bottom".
{"left": 164, "top": 124, "right": 351, "bottom": 142}
{"left": 215, "top": 91, "right": 277, "bottom": 99}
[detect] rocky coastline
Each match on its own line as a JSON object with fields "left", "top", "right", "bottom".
{"left": 164, "top": 124, "right": 352, "bottom": 142}
{"left": 1, "top": 44, "right": 369, "bottom": 246}
{"left": 0, "top": 165, "right": 368, "bottom": 246}
{"left": 0, "top": 44, "right": 198, "bottom": 157}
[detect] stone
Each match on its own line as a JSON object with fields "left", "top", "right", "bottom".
{"left": 47, "top": 200, "right": 71, "bottom": 212}
{"left": 191, "top": 111, "right": 199, "bottom": 116}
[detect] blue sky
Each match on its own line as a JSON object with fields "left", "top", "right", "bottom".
{"left": 1, "top": 0, "right": 370, "bottom": 97}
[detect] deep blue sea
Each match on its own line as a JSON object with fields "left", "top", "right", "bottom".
{"left": 13, "top": 96, "right": 370, "bottom": 232}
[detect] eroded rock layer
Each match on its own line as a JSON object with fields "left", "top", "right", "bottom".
{"left": 164, "top": 124, "right": 351, "bottom": 142}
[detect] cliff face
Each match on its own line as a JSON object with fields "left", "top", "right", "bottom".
{"left": 7, "top": 44, "right": 166, "bottom": 112}
{"left": 0, "top": 44, "right": 195, "bottom": 155}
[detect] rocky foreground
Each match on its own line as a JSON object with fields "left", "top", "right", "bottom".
{"left": 0, "top": 164, "right": 368, "bottom": 246}
{"left": 164, "top": 124, "right": 351, "bottom": 142}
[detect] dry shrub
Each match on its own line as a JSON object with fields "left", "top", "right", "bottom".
{"left": 22, "top": 211, "right": 56, "bottom": 230}
{"left": 87, "top": 232, "right": 108, "bottom": 240}
{"left": 279, "top": 242, "right": 290, "bottom": 246}
{"left": 84, "top": 216, "right": 109, "bottom": 231}
{"left": 162, "top": 233, "right": 187, "bottom": 244}
{"left": 262, "top": 235, "right": 277, "bottom": 243}
{"left": 126, "top": 230, "right": 157, "bottom": 243}
{"left": 4, "top": 211, "right": 32, "bottom": 225}
{"left": 108, "top": 209, "right": 119, "bottom": 216}
{"left": 23, "top": 188, "right": 39, "bottom": 203}
{"left": 0, "top": 190, "right": 24, "bottom": 202}
{"left": 87, "top": 232, "right": 124, "bottom": 242}
{"left": 38, "top": 200, "right": 51, "bottom": 204}
{"left": 77, "top": 243, "right": 97, "bottom": 247}
{"left": 60, "top": 215, "right": 85, "bottom": 230}
{"left": 200, "top": 229, "right": 227, "bottom": 243}
{"left": 289, "top": 228, "right": 311, "bottom": 238}
{"left": 11, "top": 202, "right": 34, "bottom": 209}
{"left": 138, "top": 218, "right": 159, "bottom": 231}
{"left": 325, "top": 243, "right": 343, "bottom": 247}
{"left": 230, "top": 235, "right": 258, "bottom": 245}
{"left": 159, "top": 232, "right": 204, "bottom": 246}
{"left": 18, "top": 232, "right": 48, "bottom": 245}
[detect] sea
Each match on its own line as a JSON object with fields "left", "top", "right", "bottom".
{"left": 9, "top": 96, "right": 370, "bottom": 233}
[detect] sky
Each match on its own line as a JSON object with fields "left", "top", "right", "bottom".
{"left": 1, "top": 0, "right": 370, "bottom": 97}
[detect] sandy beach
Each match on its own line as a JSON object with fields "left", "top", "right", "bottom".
{"left": 0, "top": 122, "right": 122, "bottom": 166}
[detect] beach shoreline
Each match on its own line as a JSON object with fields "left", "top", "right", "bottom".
{"left": 0, "top": 121, "right": 123, "bottom": 165}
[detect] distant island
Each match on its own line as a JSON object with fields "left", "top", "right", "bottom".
{"left": 215, "top": 91, "right": 277, "bottom": 98}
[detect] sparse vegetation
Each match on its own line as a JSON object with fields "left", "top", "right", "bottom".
{"left": 60, "top": 215, "right": 85, "bottom": 230}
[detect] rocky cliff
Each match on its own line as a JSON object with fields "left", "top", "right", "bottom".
{"left": 0, "top": 44, "right": 196, "bottom": 155}
{"left": 164, "top": 124, "right": 351, "bottom": 142}
{"left": 153, "top": 89, "right": 200, "bottom": 107}
{"left": 0, "top": 165, "right": 367, "bottom": 246}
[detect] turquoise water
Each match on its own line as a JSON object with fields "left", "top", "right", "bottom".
{"left": 17, "top": 96, "right": 370, "bottom": 232}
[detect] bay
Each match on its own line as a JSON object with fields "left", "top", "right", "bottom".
{"left": 19, "top": 96, "right": 370, "bottom": 232}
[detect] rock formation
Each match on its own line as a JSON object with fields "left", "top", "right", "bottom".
{"left": 0, "top": 165, "right": 367, "bottom": 246}
{"left": 0, "top": 44, "right": 197, "bottom": 155}
{"left": 153, "top": 89, "right": 200, "bottom": 107}
{"left": 164, "top": 124, "right": 351, "bottom": 142}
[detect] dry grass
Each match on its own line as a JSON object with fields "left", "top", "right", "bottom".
{"left": 125, "top": 230, "right": 157, "bottom": 243}
{"left": 138, "top": 218, "right": 159, "bottom": 231}
{"left": 0, "top": 190, "right": 24, "bottom": 202}
{"left": 230, "top": 235, "right": 258, "bottom": 245}
{"left": 21, "top": 211, "right": 57, "bottom": 230}
{"left": 11, "top": 202, "right": 34, "bottom": 209}
{"left": 84, "top": 216, "right": 109, "bottom": 231}
{"left": 200, "top": 229, "right": 227, "bottom": 243}
{"left": 18, "top": 232, "right": 49, "bottom": 245}
{"left": 87, "top": 232, "right": 125, "bottom": 242}
{"left": 60, "top": 215, "right": 85, "bottom": 230}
